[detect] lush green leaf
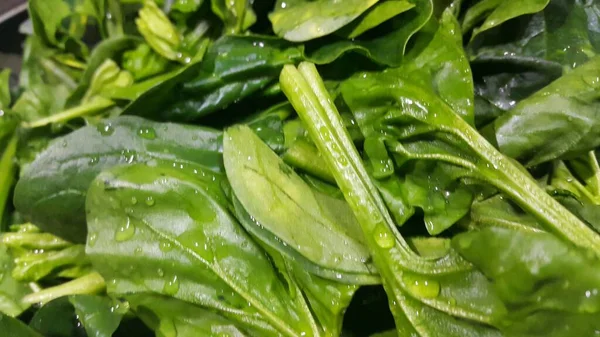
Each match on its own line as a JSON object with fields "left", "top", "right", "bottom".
{"left": 86, "top": 163, "right": 325, "bottom": 336}
{"left": 269, "top": 0, "right": 379, "bottom": 42}
{"left": 14, "top": 116, "right": 223, "bottom": 242}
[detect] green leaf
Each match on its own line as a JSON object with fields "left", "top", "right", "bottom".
{"left": 28, "top": 0, "right": 72, "bottom": 46}
{"left": 467, "top": 0, "right": 550, "bottom": 39}
{"left": 66, "top": 36, "right": 140, "bottom": 106}
{"left": 211, "top": 0, "right": 257, "bottom": 34}
{"left": 122, "top": 43, "right": 170, "bottom": 81}
{"left": 86, "top": 163, "right": 322, "bottom": 336}
{"left": 340, "top": 0, "right": 416, "bottom": 39}
{"left": 117, "top": 39, "right": 210, "bottom": 117}
{"left": 14, "top": 116, "right": 223, "bottom": 243}
{"left": 494, "top": 56, "right": 600, "bottom": 166}
{"left": 453, "top": 227, "right": 600, "bottom": 337}
{"left": 0, "top": 244, "right": 31, "bottom": 317}
{"left": 29, "top": 297, "right": 85, "bottom": 337}
{"left": 69, "top": 295, "right": 128, "bottom": 337}
{"left": 302, "top": 0, "right": 432, "bottom": 67}
{"left": 470, "top": 0, "right": 600, "bottom": 70}
{"left": 280, "top": 62, "right": 507, "bottom": 336}
{"left": 128, "top": 294, "right": 253, "bottom": 337}
{"left": 224, "top": 125, "right": 376, "bottom": 281}
{"left": 394, "top": 9, "right": 475, "bottom": 124}
{"left": 156, "top": 35, "right": 302, "bottom": 122}
{"left": 0, "top": 313, "right": 43, "bottom": 337}
{"left": 340, "top": 69, "right": 600, "bottom": 253}
{"left": 269, "top": 0, "right": 380, "bottom": 42}
{"left": 82, "top": 60, "right": 133, "bottom": 103}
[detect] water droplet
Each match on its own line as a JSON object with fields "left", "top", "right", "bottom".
{"left": 115, "top": 218, "right": 135, "bottom": 242}
{"left": 97, "top": 123, "right": 114, "bottom": 136}
{"left": 157, "top": 268, "right": 165, "bottom": 277}
{"left": 88, "top": 156, "right": 100, "bottom": 165}
{"left": 62, "top": 140, "right": 68, "bottom": 147}
{"left": 130, "top": 197, "right": 138, "bottom": 205}
{"left": 88, "top": 233, "right": 98, "bottom": 247}
{"left": 163, "top": 275, "right": 180, "bottom": 295}
{"left": 134, "top": 247, "right": 142, "bottom": 255}
{"left": 159, "top": 239, "right": 174, "bottom": 252}
{"left": 402, "top": 273, "right": 440, "bottom": 298}
{"left": 373, "top": 225, "right": 394, "bottom": 249}
{"left": 137, "top": 127, "right": 156, "bottom": 140}
{"left": 145, "top": 196, "right": 155, "bottom": 206}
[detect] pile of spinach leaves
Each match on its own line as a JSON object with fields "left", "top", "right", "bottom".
{"left": 1, "top": 0, "right": 600, "bottom": 336}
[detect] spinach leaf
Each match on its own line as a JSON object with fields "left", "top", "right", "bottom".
{"left": 493, "top": 56, "right": 600, "bottom": 166}
{"left": 69, "top": 295, "right": 128, "bottom": 337}
{"left": 465, "top": 0, "right": 550, "bottom": 39}
{"left": 224, "top": 126, "right": 377, "bottom": 282}
{"left": 128, "top": 294, "right": 253, "bottom": 336}
{"left": 281, "top": 63, "right": 508, "bottom": 336}
{"left": 0, "top": 244, "right": 31, "bottom": 317}
{"left": 122, "top": 43, "right": 170, "bottom": 81}
{"left": 0, "top": 313, "right": 43, "bottom": 337}
{"left": 302, "top": 0, "right": 433, "bottom": 67}
{"left": 453, "top": 227, "right": 600, "bottom": 337}
{"left": 338, "top": 65, "right": 600, "bottom": 253}
{"left": 29, "top": 296, "right": 86, "bottom": 337}
{"left": 339, "top": 0, "right": 416, "bottom": 39}
{"left": 28, "top": 0, "right": 73, "bottom": 47}
{"left": 352, "top": 10, "right": 475, "bottom": 235}
{"left": 154, "top": 35, "right": 302, "bottom": 122}
{"left": 85, "top": 163, "right": 323, "bottom": 336}
{"left": 14, "top": 116, "right": 222, "bottom": 243}
{"left": 66, "top": 36, "right": 140, "bottom": 106}
{"left": 269, "top": 0, "right": 379, "bottom": 42}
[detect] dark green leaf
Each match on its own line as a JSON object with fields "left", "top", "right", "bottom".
{"left": 0, "top": 313, "right": 43, "bottom": 337}
{"left": 86, "top": 163, "right": 322, "bottom": 336}
{"left": 453, "top": 227, "right": 600, "bottom": 337}
{"left": 494, "top": 56, "right": 600, "bottom": 166}
{"left": 14, "top": 116, "right": 222, "bottom": 243}
{"left": 466, "top": 0, "right": 550, "bottom": 39}
{"left": 302, "top": 0, "right": 433, "bottom": 67}
{"left": 69, "top": 295, "right": 128, "bottom": 337}
{"left": 29, "top": 297, "right": 85, "bottom": 337}
{"left": 152, "top": 35, "right": 302, "bottom": 122}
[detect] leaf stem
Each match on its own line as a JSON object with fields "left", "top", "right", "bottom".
{"left": 23, "top": 97, "right": 114, "bottom": 129}
{"left": 22, "top": 272, "right": 105, "bottom": 305}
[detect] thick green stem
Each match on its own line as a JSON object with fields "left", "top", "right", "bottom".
{"left": 450, "top": 114, "right": 600, "bottom": 255}
{"left": 23, "top": 97, "right": 114, "bottom": 129}
{"left": 0, "top": 135, "right": 17, "bottom": 225}
{"left": 282, "top": 140, "right": 335, "bottom": 183}
{"left": 2, "top": 232, "right": 71, "bottom": 250}
{"left": 22, "top": 272, "right": 105, "bottom": 305}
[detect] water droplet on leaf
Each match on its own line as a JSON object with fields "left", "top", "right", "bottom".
{"left": 115, "top": 218, "right": 135, "bottom": 242}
